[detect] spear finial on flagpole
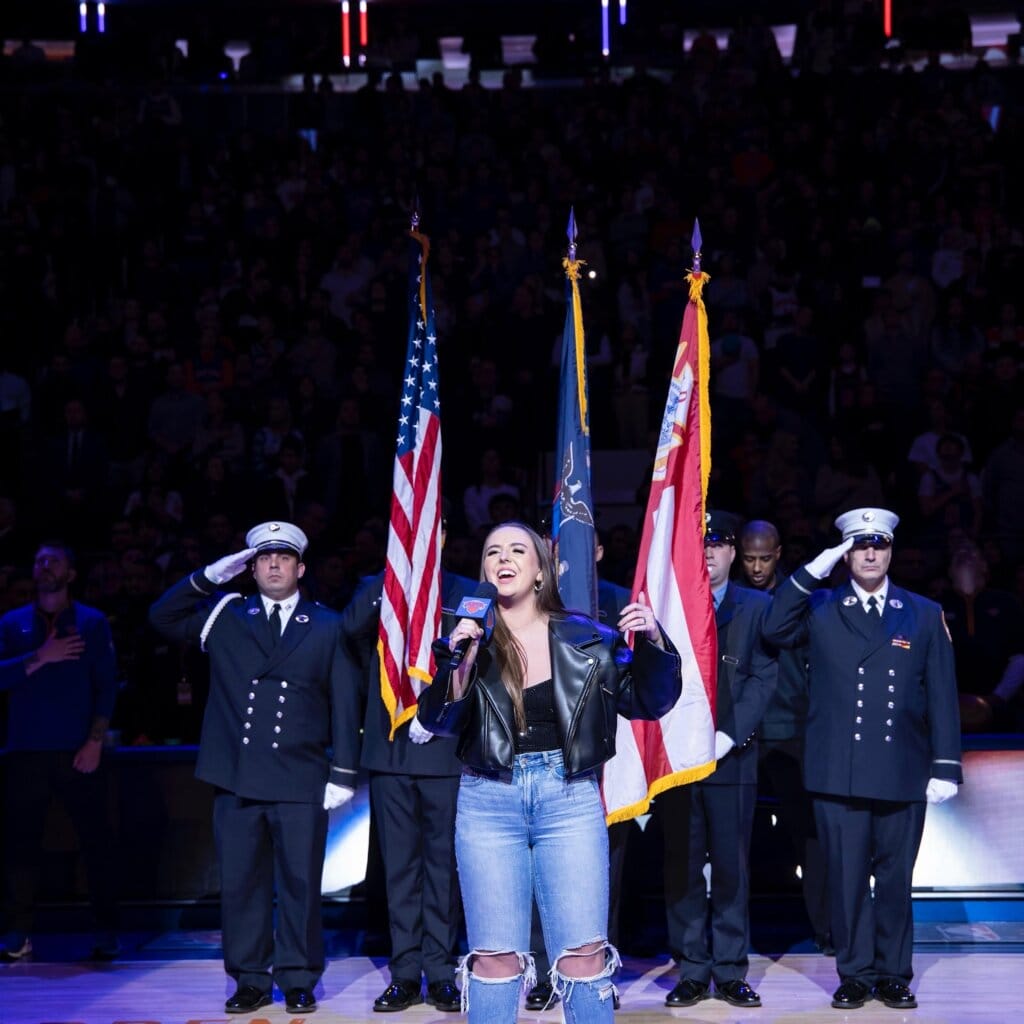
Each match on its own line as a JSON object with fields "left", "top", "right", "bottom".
{"left": 567, "top": 206, "right": 578, "bottom": 261}
{"left": 691, "top": 217, "right": 703, "bottom": 274}
{"left": 411, "top": 195, "right": 420, "bottom": 232}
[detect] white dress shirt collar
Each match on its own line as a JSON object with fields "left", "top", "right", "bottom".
{"left": 850, "top": 577, "right": 888, "bottom": 615}
{"left": 260, "top": 591, "right": 300, "bottom": 633}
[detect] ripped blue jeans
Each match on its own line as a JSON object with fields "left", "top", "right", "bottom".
{"left": 455, "top": 750, "right": 618, "bottom": 1024}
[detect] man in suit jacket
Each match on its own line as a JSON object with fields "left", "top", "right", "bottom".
{"left": 762, "top": 507, "right": 962, "bottom": 1011}
{"left": 740, "top": 519, "right": 831, "bottom": 954}
{"left": 662, "top": 512, "right": 778, "bottom": 1009}
{"left": 150, "top": 521, "right": 361, "bottom": 1015}
{"left": 338, "top": 568, "right": 473, "bottom": 1012}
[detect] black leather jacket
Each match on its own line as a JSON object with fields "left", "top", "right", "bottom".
{"left": 416, "top": 614, "right": 682, "bottom": 779}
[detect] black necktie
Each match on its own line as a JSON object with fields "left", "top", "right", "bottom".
{"left": 269, "top": 603, "right": 282, "bottom": 645}
{"left": 866, "top": 595, "right": 880, "bottom": 617}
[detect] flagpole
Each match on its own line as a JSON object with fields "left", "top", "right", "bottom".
{"left": 686, "top": 217, "right": 712, "bottom": 515}
{"left": 552, "top": 206, "right": 598, "bottom": 618}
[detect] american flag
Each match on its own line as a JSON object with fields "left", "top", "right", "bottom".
{"left": 602, "top": 240, "right": 717, "bottom": 822}
{"left": 376, "top": 229, "right": 443, "bottom": 740}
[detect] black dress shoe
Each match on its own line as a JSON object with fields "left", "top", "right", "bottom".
{"left": 373, "top": 980, "right": 423, "bottom": 1012}
{"left": 426, "top": 980, "right": 460, "bottom": 1012}
{"left": 225, "top": 985, "right": 272, "bottom": 1013}
{"left": 875, "top": 978, "right": 917, "bottom": 1009}
{"left": 831, "top": 979, "right": 872, "bottom": 1009}
{"left": 665, "top": 979, "right": 710, "bottom": 1007}
{"left": 814, "top": 934, "right": 837, "bottom": 956}
{"left": 717, "top": 978, "right": 761, "bottom": 1007}
{"left": 525, "top": 981, "right": 558, "bottom": 1010}
{"left": 284, "top": 988, "right": 317, "bottom": 1013}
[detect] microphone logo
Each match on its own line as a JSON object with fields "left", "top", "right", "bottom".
{"left": 454, "top": 585, "right": 498, "bottom": 644}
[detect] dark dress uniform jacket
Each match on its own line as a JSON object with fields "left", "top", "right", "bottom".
{"left": 149, "top": 571, "right": 360, "bottom": 801}
{"left": 707, "top": 583, "right": 778, "bottom": 785}
{"left": 343, "top": 571, "right": 474, "bottom": 776}
{"left": 762, "top": 567, "right": 962, "bottom": 802}
{"left": 757, "top": 573, "right": 811, "bottom": 742}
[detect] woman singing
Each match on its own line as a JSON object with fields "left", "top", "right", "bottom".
{"left": 416, "top": 522, "right": 681, "bottom": 1023}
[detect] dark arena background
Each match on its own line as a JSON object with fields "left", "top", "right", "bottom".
{"left": 1, "top": 1, "right": 1023, "bottom": 1021}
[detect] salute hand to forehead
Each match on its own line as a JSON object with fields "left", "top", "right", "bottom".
{"left": 206, "top": 548, "right": 258, "bottom": 584}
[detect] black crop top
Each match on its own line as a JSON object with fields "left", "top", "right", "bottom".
{"left": 515, "top": 679, "right": 558, "bottom": 753}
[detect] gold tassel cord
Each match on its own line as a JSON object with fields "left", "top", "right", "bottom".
{"left": 410, "top": 228, "right": 431, "bottom": 320}
{"left": 686, "top": 270, "right": 712, "bottom": 525}
{"left": 563, "top": 256, "right": 589, "bottom": 432}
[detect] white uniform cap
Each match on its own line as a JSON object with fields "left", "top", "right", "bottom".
{"left": 245, "top": 521, "right": 309, "bottom": 557}
{"left": 834, "top": 507, "right": 900, "bottom": 541}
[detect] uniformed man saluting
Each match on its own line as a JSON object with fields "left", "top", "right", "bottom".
{"left": 762, "top": 507, "right": 962, "bottom": 1012}
{"left": 150, "top": 522, "right": 360, "bottom": 1015}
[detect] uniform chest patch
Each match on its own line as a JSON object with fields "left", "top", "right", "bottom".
{"left": 891, "top": 635, "right": 911, "bottom": 650}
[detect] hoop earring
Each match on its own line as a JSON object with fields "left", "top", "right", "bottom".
{"left": 534, "top": 578, "right": 543, "bottom": 593}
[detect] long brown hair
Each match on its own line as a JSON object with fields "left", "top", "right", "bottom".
{"left": 479, "top": 522, "right": 565, "bottom": 731}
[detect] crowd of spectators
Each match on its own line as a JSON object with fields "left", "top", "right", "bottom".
{"left": 1, "top": 1, "right": 1023, "bottom": 741}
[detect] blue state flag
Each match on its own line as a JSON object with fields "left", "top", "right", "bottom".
{"left": 551, "top": 251, "right": 598, "bottom": 617}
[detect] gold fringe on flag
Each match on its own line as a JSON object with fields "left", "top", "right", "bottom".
{"left": 686, "top": 269, "right": 712, "bottom": 525}
{"left": 562, "top": 256, "right": 589, "bottom": 432}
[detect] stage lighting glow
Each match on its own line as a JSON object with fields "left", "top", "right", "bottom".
{"left": 342, "top": 1, "right": 351, "bottom": 68}
{"left": 322, "top": 782, "right": 371, "bottom": 894}
{"left": 79, "top": 3, "right": 88, "bottom": 34}
{"left": 914, "top": 750, "right": 1024, "bottom": 889}
{"left": 601, "top": 0, "right": 609, "bottom": 58}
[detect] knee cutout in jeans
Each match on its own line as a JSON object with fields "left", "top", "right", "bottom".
{"left": 551, "top": 939, "right": 621, "bottom": 1003}
{"left": 457, "top": 949, "right": 536, "bottom": 1013}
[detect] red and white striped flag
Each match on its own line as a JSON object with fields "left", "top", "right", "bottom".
{"left": 376, "top": 227, "right": 443, "bottom": 739}
{"left": 602, "top": 262, "right": 717, "bottom": 823}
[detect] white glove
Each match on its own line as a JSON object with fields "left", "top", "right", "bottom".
{"left": 205, "top": 548, "right": 257, "bottom": 585}
{"left": 925, "top": 778, "right": 958, "bottom": 804}
{"left": 408, "top": 718, "right": 434, "bottom": 745}
{"left": 805, "top": 538, "right": 855, "bottom": 580}
{"left": 714, "top": 731, "right": 735, "bottom": 760}
{"left": 323, "top": 782, "right": 355, "bottom": 810}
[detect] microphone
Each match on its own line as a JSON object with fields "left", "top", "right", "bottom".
{"left": 448, "top": 582, "right": 498, "bottom": 669}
